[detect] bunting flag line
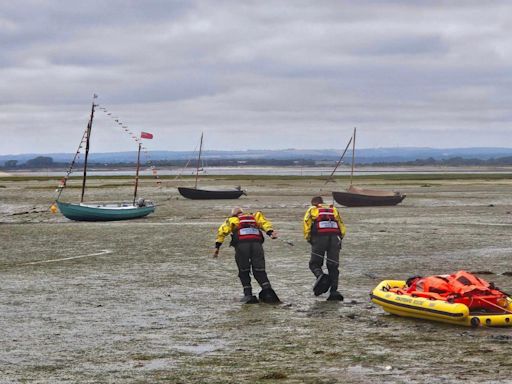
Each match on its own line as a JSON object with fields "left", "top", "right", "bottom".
{"left": 53, "top": 125, "right": 88, "bottom": 204}
{"left": 97, "top": 104, "right": 161, "bottom": 187}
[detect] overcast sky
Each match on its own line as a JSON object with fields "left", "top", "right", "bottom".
{"left": 1, "top": 1, "right": 511, "bottom": 155}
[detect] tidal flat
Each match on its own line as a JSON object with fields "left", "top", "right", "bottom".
{"left": 1, "top": 175, "right": 512, "bottom": 383}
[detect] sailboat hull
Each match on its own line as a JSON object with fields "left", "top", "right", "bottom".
{"left": 332, "top": 191, "right": 406, "bottom": 207}
{"left": 177, "top": 187, "right": 245, "bottom": 200}
{"left": 57, "top": 201, "right": 155, "bottom": 221}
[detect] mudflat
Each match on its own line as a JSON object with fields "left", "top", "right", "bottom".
{"left": 1, "top": 175, "right": 512, "bottom": 383}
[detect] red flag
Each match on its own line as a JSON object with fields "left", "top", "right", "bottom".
{"left": 140, "top": 131, "right": 153, "bottom": 139}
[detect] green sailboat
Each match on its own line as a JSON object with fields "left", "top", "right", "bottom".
{"left": 56, "top": 96, "right": 155, "bottom": 221}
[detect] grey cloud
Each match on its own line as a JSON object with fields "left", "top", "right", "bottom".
{"left": 1, "top": 1, "right": 511, "bottom": 154}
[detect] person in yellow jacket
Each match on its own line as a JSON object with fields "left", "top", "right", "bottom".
{"left": 214, "top": 207, "right": 280, "bottom": 304}
{"left": 304, "top": 196, "right": 346, "bottom": 301}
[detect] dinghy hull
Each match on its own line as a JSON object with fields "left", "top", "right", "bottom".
{"left": 177, "top": 187, "right": 245, "bottom": 200}
{"left": 332, "top": 191, "right": 406, "bottom": 207}
{"left": 371, "top": 280, "right": 512, "bottom": 327}
{"left": 57, "top": 201, "right": 155, "bottom": 221}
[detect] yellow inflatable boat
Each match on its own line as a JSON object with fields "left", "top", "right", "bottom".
{"left": 371, "top": 280, "right": 512, "bottom": 327}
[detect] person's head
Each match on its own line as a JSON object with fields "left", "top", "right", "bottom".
{"left": 231, "top": 207, "right": 243, "bottom": 216}
{"left": 311, "top": 196, "right": 324, "bottom": 206}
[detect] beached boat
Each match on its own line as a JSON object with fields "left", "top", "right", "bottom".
{"left": 330, "top": 128, "right": 406, "bottom": 207}
{"left": 371, "top": 272, "right": 512, "bottom": 327}
{"left": 177, "top": 132, "right": 246, "bottom": 200}
{"left": 56, "top": 201, "right": 154, "bottom": 221}
{"left": 332, "top": 185, "right": 406, "bottom": 207}
{"left": 177, "top": 186, "right": 245, "bottom": 200}
{"left": 55, "top": 95, "right": 155, "bottom": 221}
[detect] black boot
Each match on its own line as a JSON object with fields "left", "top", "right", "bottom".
{"left": 327, "top": 290, "right": 344, "bottom": 301}
{"left": 240, "top": 295, "right": 259, "bottom": 304}
{"left": 259, "top": 287, "right": 281, "bottom": 304}
{"left": 313, "top": 274, "right": 332, "bottom": 296}
{"left": 241, "top": 288, "right": 259, "bottom": 304}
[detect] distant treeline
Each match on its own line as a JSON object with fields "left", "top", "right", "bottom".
{"left": 370, "top": 156, "right": 512, "bottom": 166}
{"left": 2, "top": 155, "right": 512, "bottom": 169}
{"left": 0, "top": 156, "right": 317, "bottom": 169}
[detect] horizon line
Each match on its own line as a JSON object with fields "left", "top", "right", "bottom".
{"left": 3, "top": 146, "right": 512, "bottom": 157}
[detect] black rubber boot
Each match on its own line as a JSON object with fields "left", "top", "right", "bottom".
{"left": 259, "top": 288, "right": 281, "bottom": 304}
{"left": 327, "top": 291, "right": 344, "bottom": 301}
{"left": 240, "top": 295, "right": 259, "bottom": 304}
{"left": 241, "top": 287, "right": 259, "bottom": 304}
{"left": 313, "top": 274, "right": 332, "bottom": 296}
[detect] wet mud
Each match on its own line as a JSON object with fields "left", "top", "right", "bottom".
{"left": 1, "top": 176, "right": 512, "bottom": 383}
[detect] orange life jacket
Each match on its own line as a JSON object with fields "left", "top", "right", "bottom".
{"left": 313, "top": 206, "right": 341, "bottom": 236}
{"left": 236, "top": 214, "right": 263, "bottom": 242}
{"left": 391, "top": 271, "right": 508, "bottom": 311}
{"left": 410, "top": 275, "right": 450, "bottom": 293}
{"left": 398, "top": 275, "right": 453, "bottom": 300}
{"left": 449, "top": 270, "right": 492, "bottom": 295}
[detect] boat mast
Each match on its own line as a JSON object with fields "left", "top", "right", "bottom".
{"left": 350, "top": 127, "right": 356, "bottom": 187}
{"left": 80, "top": 94, "right": 97, "bottom": 203}
{"left": 194, "top": 132, "right": 203, "bottom": 189}
{"left": 133, "top": 142, "right": 142, "bottom": 205}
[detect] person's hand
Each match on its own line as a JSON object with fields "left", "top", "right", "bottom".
{"left": 270, "top": 231, "right": 278, "bottom": 239}
{"left": 213, "top": 248, "right": 220, "bottom": 258}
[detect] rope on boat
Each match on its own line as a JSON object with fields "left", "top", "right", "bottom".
{"left": 50, "top": 123, "right": 89, "bottom": 210}
{"left": 97, "top": 105, "right": 161, "bottom": 187}
{"left": 48, "top": 102, "right": 160, "bottom": 212}
{"left": 173, "top": 140, "right": 201, "bottom": 183}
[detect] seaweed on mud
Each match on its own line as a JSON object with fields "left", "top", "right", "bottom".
{"left": 258, "top": 371, "right": 288, "bottom": 379}
{"left": 488, "top": 335, "right": 512, "bottom": 342}
{"left": 1, "top": 176, "right": 512, "bottom": 384}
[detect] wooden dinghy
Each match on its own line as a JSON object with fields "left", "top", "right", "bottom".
{"left": 177, "top": 132, "right": 246, "bottom": 200}
{"left": 329, "top": 127, "right": 406, "bottom": 207}
{"left": 332, "top": 185, "right": 406, "bottom": 207}
{"left": 177, "top": 187, "right": 245, "bottom": 200}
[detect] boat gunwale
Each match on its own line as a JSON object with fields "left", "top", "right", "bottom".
{"left": 57, "top": 201, "right": 156, "bottom": 210}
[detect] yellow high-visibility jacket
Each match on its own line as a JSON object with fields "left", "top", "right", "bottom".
{"left": 303, "top": 204, "right": 346, "bottom": 240}
{"left": 216, "top": 211, "right": 274, "bottom": 245}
